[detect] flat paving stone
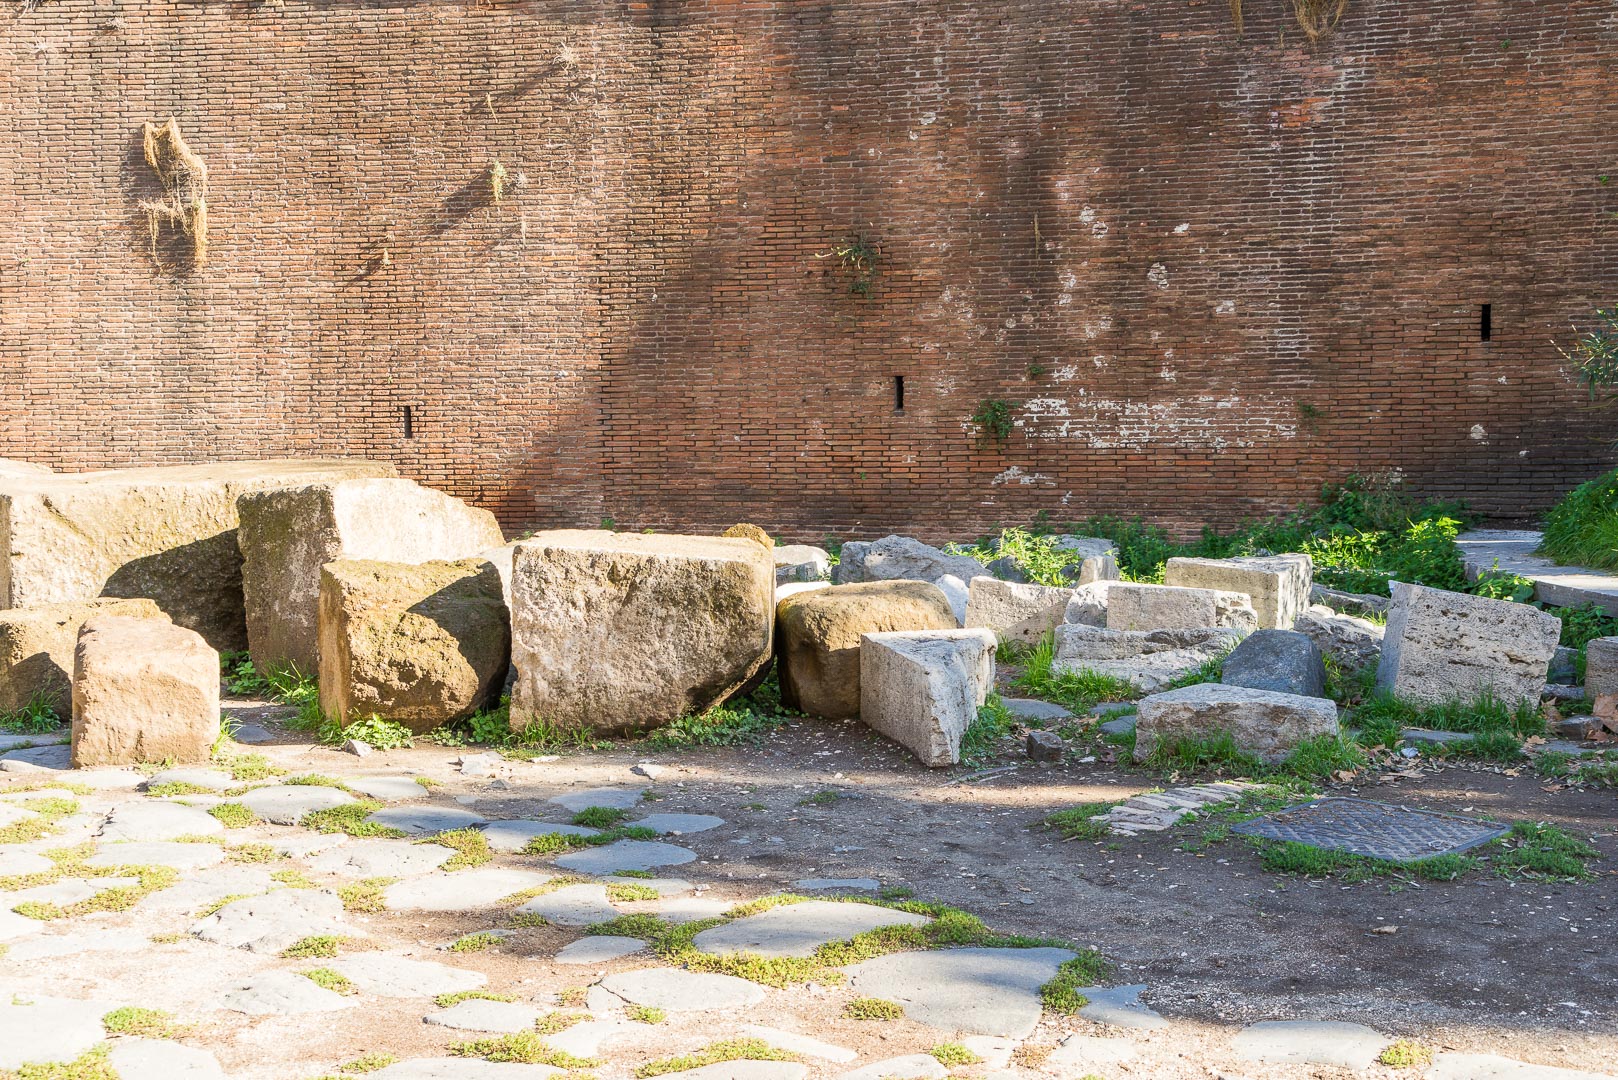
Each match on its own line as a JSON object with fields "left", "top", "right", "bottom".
{"left": 1098, "top": 715, "right": 1137, "bottom": 737}
{"left": 0, "top": 995, "right": 108, "bottom": 1069}
{"left": 793, "top": 878, "right": 880, "bottom": 892}
{"left": 589, "top": 967, "right": 766, "bottom": 1012}
{"left": 1046, "top": 1035, "right": 1136, "bottom": 1072}
{"left": 146, "top": 767, "right": 236, "bottom": 792}
{"left": 549, "top": 787, "right": 643, "bottom": 813}
{"left": 312, "top": 840, "right": 455, "bottom": 878}
{"left": 273, "top": 833, "right": 348, "bottom": 857}
{"left": 0, "top": 744, "right": 71, "bottom": 769}
{"left": 64, "top": 768, "right": 145, "bottom": 791}
{"left": 87, "top": 840, "right": 226, "bottom": 871}
{"left": 332, "top": 953, "right": 487, "bottom": 998}
{"left": 0, "top": 733, "right": 66, "bottom": 752}
{"left": 553, "top": 840, "right": 695, "bottom": 875}
{"left": 554, "top": 935, "right": 649, "bottom": 965}
{"left": 192, "top": 888, "right": 352, "bottom": 954}
{"left": 0, "top": 908, "right": 43, "bottom": 942}
{"left": 98, "top": 801, "right": 223, "bottom": 842}
{"left": 383, "top": 869, "right": 550, "bottom": 912}
{"left": 424, "top": 999, "right": 543, "bottom": 1033}
{"left": 844, "top": 946, "right": 1077, "bottom": 1038}
{"left": 1232, "top": 1020, "right": 1391, "bottom": 1070}
{"left": 693, "top": 900, "right": 929, "bottom": 958}
{"left": 742, "top": 1026, "right": 857, "bottom": 1063}
{"left": 999, "top": 697, "right": 1075, "bottom": 721}
{"left": 660, "top": 1065, "right": 806, "bottom": 1080}
{"left": 1075, "top": 983, "right": 1168, "bottom": 1029}
{"left": 514, "top": 884, "right": 621, "bottom": 926}
{"left": 365, "top": 806, "right": 487, "bottom": 835}
{"left": 237, "top": 785, "right": 356, "bottom": 825}
{"left": 107, "top": 1038, "right": 227, "bottom": 1080}
{"left": 656, "top": 897, "right": 735, "bottom": 924}
{"left": 839, "top": 1055, "right": 944, "bottom": 1080}
{"left": 232, "top": 723, "right": 275, "bottom": 744}
{"left": 478, "top": 820, "right": 600, "bottom": 853}
{"left": 634, "top": 813, "right": 724, "bottom": 835}
{"left": 9, "top": 878, "right": 101, "bottom": 906}
{"left": 138, "top": 866, "right": 277, "bottom": 916}
{"left": 0, "top": 804, "right": 41, "bottom": 830}
{"left": 0, "top": 848, "right": 56, "bottom": 876}
{"left": 543, "top": 1019, "right": 635, "bottom": 1059}
{"left": 8, "top": 927, "right": 150, "bottom": 962}
{"left": 219, "top": 970, "right": 356, "bottom": 1015}
{"left": 345, "top": 775, "right": 431, "bottom": 800}
{"left": 373, "top": 1060, "right": 565, "bottom": 1079}
{"left": 1428, "top": 1053, "right": 1618, "bottom": 1080}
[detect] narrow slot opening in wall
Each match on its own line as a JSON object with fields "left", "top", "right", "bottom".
{"left": 402, "top": 405, "right": 414, "bottom": 439}
{"left": 1480, "top": 304, "right": 1492, "bottom": 342}
{"left": 894, "top": 375, "right": 905, "bottom": 412}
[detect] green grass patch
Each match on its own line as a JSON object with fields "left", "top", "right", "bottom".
{"left": 1254, "top": 840, "right": 1476, "bottom": 883}
{"left": 449, "top": 1033, "right": 599, "bottom": 1069}
{"left": 336, "top": 1052, "right": 399, "bottom": 1073}
{"left": 225, "top": 842, "right": 279, "bottom": 864}
{"left": 1379, "top": 1039, "right": 1434, "bottom": 1068}
{"left": 0, "top": 691, "right": 62, "bottom": 736}
{"left": 1493, "top": 822, "right": 1599, "bottom": 881}
{"left": 1044, "top": 803, "right": 1119, "bottom": 842}
{"left": 625, "top": 1004, "right": 665, "bottom": 1024}
{"left": 209, "top": 802, "right": 259, "bottom": 828}
{"left": 429, "top": 828, "right": 492, "bottom": 870}
{"left": 843, "top": 996, "right": 903, "bottom": 1020}
{"left": 302, "top": 968, "right": 357, "bottom": 995}
{"left": 1539, "top": 467, "right": 1618, "bottom": 572}
{"left": 1040, "top": 953, "right": 1109, "bottom": 1013}
{"left": 571, "top": 806, "right": 629, "bottom": 829}
{"left": 532, "top": 1011, "right": 590, "bottom": 1035}
{"left": 520, "top": 824, "right": 659, "bottom": 855}
{"left": 929, "top": 1043, "right": 984, "bottom": 1067}
{"left": 635, "top": 1040, "right": 799, "bottom": 1079}
{"left": 605, "top": 882, "right": 660, "bottom": 902}
{"left": 12, "top": 1046, "right": 118, "bottom": 1079}
{"left": 302, "top": 800, "right": 405, "bottom": 838}
{"left": 215, "top": 753, "right": 285, "bottom": 781}
{"left": 434, "top": 990, "right": 517, "bottom": 1008}
{"left": 102, "top": 1006, "right": 182, "bottom": 1038}
{"left": 281, "top": 935, "right": 346, "bottom": 959}
{"left": 961, "top": 693, "right": 1016, "bottom": 765}
{"left": 271, "top": 868, "right": 318, "bottom": 888}
{"left": 448, "top": 932, "right": 504, "bottom": 954}
{"left": 336, "top": 878, "right": 397, "bottom": 913}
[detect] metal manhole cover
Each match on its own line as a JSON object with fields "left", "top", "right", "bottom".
{"left": 1229, "top": 797, "right": 1509, "bottom": 862}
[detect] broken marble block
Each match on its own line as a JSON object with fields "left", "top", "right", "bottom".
{"left": 859, "top": 629, "right": 997, "bottom": 766}
{"left": 1105, "top": 583, "right": 1257, "bottom": 634}
{"left": 965, "top": 577, "right": 1073, "bottom": 645}
{"left": 237, "top": 478, "right": 505, "bottom": 674}
{"left": 509, "top": 531, "right": 773, "bottom": 734}
{"left": 1163, "top": 554, "right": 1312, "bottom": 630}
{"left": 0, "top": 458, "right": 394, "bottom": 650}
{"left": 777, "top": 580, "right": 957, "bottom": 719}
{"left": 774, "top": 545, "right": 831, "bottom": 585}
{"left": 1133, "top": 683, "right": 1339, "bottom": 764}
{"left": 71, "top": 616, "right": 220, "bottom": 766}
{"left": 1054, "top": 624, "right": 1243, "bottom": 693}
{"left": 1220, "top": 629, "right": 1326, "bottom": 698}
{"left": 1586, "top": 637, "right": 1618, "bottom": 699}
{"left": 317, "top": 558, "right": 510, "bottom": 734}
{"left": 830, "top": 535, "right": 987, "bottom": 624}
{"left": 0, "top": 598, "right": 168, "bottom": 714}
{"left": 1375, "top": 582, "right": 1561, "bottom": 706}
{"left": 1294, "top": 604, "right": 1384, "bottom": 672}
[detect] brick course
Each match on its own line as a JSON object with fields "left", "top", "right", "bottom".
{"left": 1, "top": 1, "right": 1614, "bottom": 543}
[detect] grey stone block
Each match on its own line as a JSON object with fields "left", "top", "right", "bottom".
{"left": 1221, "top": 629, "right": 1326, "bottom": 697}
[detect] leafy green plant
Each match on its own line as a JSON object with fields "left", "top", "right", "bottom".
{"left": 1471, "top": 569, "right": 1538, "bottom": 603}
{"left": 1561, "top": 307, "right": 1618, "bottom": 399}
{"left": 961, "top": 694, "right": 1015, "bottom": 765}
{"left": 1045, "top": 802, "right": 1120, "bottom": 842}
{"left": 0, "top": 690, "right": 61, "bottom": 735}
{"left": 1540, "top": 468, "right": 1618, "bottom": 572}
{"left": 970, "top": 399, "right": 1014, "bottom": 446}
{"left": 817, "top": 235, "right": 879, "bottom": 297}
{"left": 324, "top": 714, "right": 414, "bottom": 751}
{"left": 930, "top": 1044, "right": 984, "bottom": 1067}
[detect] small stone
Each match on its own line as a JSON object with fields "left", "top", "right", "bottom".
{"left": 554, "top": 935, "right": 647, "bottom": 965}
{"left": 344, "top": 739, "right": 373, "bottom": 757}
{"left": 1025, "top": 730, "right": 1064, "bottom": 761}
{"left": 459, "top": 753, "right": 504, "bottom": 778}
{"left": 219, "top": 971, "right": 355, "bottom": 1016}
{"left": 332, "top": 953, "right": 487, "bottom": 998}
{"left": 1098, "top": 715, "right": 1137, "bottom": 737}
{"left": 553, "top": 840, "right": 696, "bottom": 875}
{"left": 548, "top": 788, "right": 643, "bottom": 813}
{"left": 999, "top": 697, "right": 1073, "bottom": 722}
{"left": 631, "top": 762, "right": 666, "bottom": 780}
{"left": 425, "top": 999, "right": 543, "bottom": 1033}
{"left": 231, "top": 723, "right": 274, "bottom": 744}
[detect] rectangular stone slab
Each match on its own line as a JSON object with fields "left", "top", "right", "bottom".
{"left": 1587, "top": 637, "right": 1618, "bottom": 699}
{"left": 1133, "top": 682, "right": 1339, "bottom": 764}
{"left": 1164, "top": 554, "right": 1313, "bottom": 629}
{"left": 1374, "top": 582, "right": 1561, "bottom": 706}
{"left": 0, "top": 459, "right": 394, "bottom": 650}
{"left": 0, "top": 598, "right": 168, "bottom": 714}
{"left": 859, "top": 628, "right": 996, "bottom": 766}
{"left": 1104, "top": 583, "right": 1257, "bottom": 633}
{"left": 964, "top": 577, "right": 1073, "bottom": 644}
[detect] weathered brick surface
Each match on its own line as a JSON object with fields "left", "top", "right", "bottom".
{"left": 1, "top": 2, "right": 1614, "bottom": 542}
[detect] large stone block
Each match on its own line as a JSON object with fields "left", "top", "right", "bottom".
{"left": 1295, "top": 604, "right": 1384, "bottom": 671}
{"left": 1133, "top": 683, "right": 1339, "bottom": 764}
{"left": 777, "top": 581, "right": 957, "bottom": 719}
{"left": 318, "top": 559, "right": 510, "bottom": 734}
{"left": 1375, "top": 583, "right": 1561, "bottom": 706}
{"left": 0, "top": 459, "right": 394, "bottom": 650}
{"left": 965, "top": 578, "right": 1073, "bottom": 644}
{"left": 1220, "top": 629, "right": 1326, "bottom": 698}
{"left": 1054, "top": 624, "right": 1243, "bottom": 693}
{"left": 0, "top": 599, "right": 169, "bottom": 715}
{"left": 1587, "top": 637, "right": 1618, "bottom": 699}
{"left": 509, "top": 531, "right": 773, "bottom": 733}
{"left": 1105, "top": 583, "right": 1258, "bottom": 634}
{"left": 238, "top": 479, "right": 504, "bottom": 674}
{"left": 775, "top": 545, "right": 831, "bottom": 585}
{"left": 859, "top": 629, "right": 997, "bottom": 766}
{"left": 1063, "top": 580, "right": 1119, "bottom": 627}
{"left": 830, "top": 535, "right": 988, "bottom": 624}
{"left": 71, "top": 616, "right": 220, "bottom": 767}
{"left": 1163, "top": 554, "right": 1313, "bottom": 629}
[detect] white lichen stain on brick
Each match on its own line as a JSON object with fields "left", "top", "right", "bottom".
{"left": 1159, "top": 367, "right": 1177, "bottom": 382}
{"left": 1147, "top": 263, "right": 1170, "bottom": 289}
{"left": 991, "top": 466, "right": 1055, "bottom": 487}
{"left": 1052, "top": 365, "right": 1079, "bottom": 381}
{"left": 1021, "top": 395, "right": 1299, "bottom": 451}
{"left": 1021, "top": 397, "right": 1071, "bottom": 420}
{"left": 1216, "top": 299, "right": 1236, "bottom": 315}
{"left": 1470, "top": 424, "right": 1488, "bottom": 442}
{"left": 1173, "top": 223, "right": 1190, "bottom": 234}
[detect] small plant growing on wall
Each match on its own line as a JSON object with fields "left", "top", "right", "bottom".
{"left": 139, "top": 118, "right": 209, "bottom": 268}
{"left": 489, "top": 160, "right": 509, "bottom": 204}
{"left": 818, "top": 235, "right": 880, "bottom": 297}
{"left": 1228, "top": 0, "right": 1349, "bottom": 41}
{"left": 970, "top": 399, "right": 1014, "bottom": 447}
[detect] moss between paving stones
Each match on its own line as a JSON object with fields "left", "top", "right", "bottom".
{"left": 435, "top": 990, "right": 518, "bottom": 1008}
{"left": 8, "top": 1046, "right": 119, "bottom": 1079}
{"left": 302, "top": 800, "right": 406, "bottom": 838}
{"left": 449, "top": 1032, "right": 599, "bottom": 1069}
{"left": 282, "top": 934, "right": 347, "bottom": 958}
{"left": 844, "top": 997, "right": 904, "bottom": 1020}
{"left": 336, "top": 877, "right": 398, "bottom": 912}
{"left": 636, "top": 1039, "right": 799, "bottom": 1079}
{"left": 101, "top": 1007, "right": 183, "bottom": 1039}
{"left": 426, "top": 828, "right": 492, "bottom": 870}
{"left": 519, "top": 824, "right": 661, "bottom": 855}
{"left": 8, "top": 846, "right": 179, "bottom": 921}
{"left": 0, "top": 798, "right": 79, "bottom": 845}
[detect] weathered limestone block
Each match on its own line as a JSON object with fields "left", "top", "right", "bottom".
{"left": 238, "top": 479, "right": 504, "bottom": 674}
{"left": 0, "top": 459, "right": 51, "bottom": 481}
{"left": 1064, "top": 580, "right": 1119, "bottom": 627}
{"left": 509, "top": 531, "right": 773, "bottom": 733}
{"left": 1295, "top": 604, "right": 1384, "bottom": 671}
{"left": 1053, "top": 536, "right": 1122, "bottom": 586}
{"left": 1133, "top": 683, "right": 1339, "bottom": 764}
{"left": 1054, "top": 624, "right": 1243, "bottom": 693}
{"left": 71, "top": 616, "right": 220, "bottom": 766}
{"left": 775, "top": 545, "right": 831, "bottom": 585}
{"left": 0, "top": 599, "right": 168, "bottom": 714}
{"left": 1220, "top": 629, "right": 1326, "bottom": 698}
{"left": 723, "top": 523, "right": 774, "bottom": 548}
{"left": 1375, "top": 582, "right": 1561, "bottom": 706}
{"left": 1164, "top": 554, "right": 1313, "bottom": 629}
{"left": 830, "top": 535, "right": 987, "bottom": 624}
{"left": 859, "top": 629, "right": 997, "bottom": 766}
{"left": 1105, "top": 583, "right": 1258, "bottom": 634}
{"left": 318, "top": 559, "right": 509, "bottom": 734}
{"left": 0, "top": 459, "right": 394, "bottom": 650}
{"left": 965, "top": 578, "right": 1073, "bottom": 644}
{"left": 1587, "top": 637, "right": 1618, "bottom": 699}
{"left": 777, "top": 581, "right": 958, "bottom": 719}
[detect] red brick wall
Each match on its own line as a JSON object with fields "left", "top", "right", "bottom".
{"left": 2, "top": 0, "right": 1614, "bottom": 543}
